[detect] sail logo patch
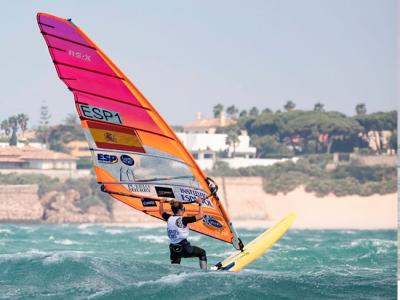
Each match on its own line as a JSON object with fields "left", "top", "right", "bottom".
{"left": 179, "top": 188, "right": 207, "bottom": 202}
{"left": 120, "top": 155, "right": 134, "bottom": 166}
{"left": 179, "top": 188, "right": 212, "bottom": 207}
{"left": 128, "top": 184, "right": 151, "bottom": 193}
{"left": 203, "top": 215, "right": 223, "bottom": 230}
{"left": 97, "top": 153, "right": 118, "bottom": 164}
{"left": 68, "top": 50, "right": 91, "bottom": 62}
{"left": 79, "top": 104, "right": 123, "bottom": 125}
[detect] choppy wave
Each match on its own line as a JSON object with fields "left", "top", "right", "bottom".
{"left": 0, "top": 225, "right": 396, "bottom": 299}
{"left": 104, "top": 228, "right": 125, "bottom": 235}
{"left": 0, "top": 228, "right": 14, "bottom": 234}
{"left": 138, "top": 235, "right": 169, "bottom": 244}
{"left": 54, "top": 239, "right": 82, "bottom": 246}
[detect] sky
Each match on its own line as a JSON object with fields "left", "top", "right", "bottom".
{"left": 0, "top": 0, "right": 397, "bottom": 127}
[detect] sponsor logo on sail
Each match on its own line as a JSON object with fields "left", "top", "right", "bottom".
{"left": 128, "top": 184, "right": 151, "bottom": 193}
{"left": 79, "top": 104, "right": 123, "bottom": 125}
{"left": 179, "top": 188, "right": 212, "bottom": 206}
{"left": 97, "top": 153, "right": 118, "bottom": 164}
{"left": 203, "top": 215, "right": 223, "bottom": 230}
{"left": 120, "top": 155, "right": 134, "bottom": 166}
{"left": 68, "top": 50, "right": 91, "bottom": 62}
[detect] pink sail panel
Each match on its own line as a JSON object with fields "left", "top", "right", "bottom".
{"left": 38, "top": 14, "right": 147, "bottom": 108}
{"left": 74, "top": 92, "right": 167, "bottom": 136}
{"left": 38, "top": 15, "right": 90, "bottom": 46}
{"left": 44, "top": 35, "right": 115, "bottom": 76}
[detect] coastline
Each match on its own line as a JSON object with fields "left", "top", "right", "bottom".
{"left": 0, "top": 181, "right": 396, "bottom": 230}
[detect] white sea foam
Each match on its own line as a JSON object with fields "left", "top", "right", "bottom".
{"left": 138, "top": 235, "right": 169, "bottom": 244}
{"left": 189, "top": 235, "right": 201, "bottom": 242}
{"left": 105, "top": 229, "right": 125, "bottom": 235}
{"left": 0, "top": 249, "right": 92, "bottom": 264}
{"left": 135, "top": 271, "right": 210, "bottom": 287}
{"left": 42, "top": 250, "right": 90, "bottom": 264}
{"left": 19, "top": 226, "right": 37, "bottom": 233}
{"left": 341, "top": 238, "right": 396, "bottom": 255}
{"left": 0, "top": 229, "right": 14, "bottom": 234}
{"left": 54, "top": 239, "right": 81, "bottom": 245}
{"left": 77, "top": 223, "right": 93, "bottom": 229}
{"left": 133, "top": 251, "right": 151, "bottom": 255}
{"left": 79, "top": 230, "right": 96, "bottom": 236}
{"left": 0, "top": 249, "right": 48, "bottom": 262}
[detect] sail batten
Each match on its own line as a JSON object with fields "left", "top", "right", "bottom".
{"left": 37, "top": 12, "right": 241, "bottom": 249}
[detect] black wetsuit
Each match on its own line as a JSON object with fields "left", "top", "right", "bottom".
{"left": 162, "top": 213, "right": 207, "bottom": 264}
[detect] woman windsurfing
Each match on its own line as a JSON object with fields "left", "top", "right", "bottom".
{"left": 159, "top": 198, "right": 207, "bottom": 270}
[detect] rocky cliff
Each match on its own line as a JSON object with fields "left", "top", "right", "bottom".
{"left": 0, "top": 185, "right": 44, "bottom": 222}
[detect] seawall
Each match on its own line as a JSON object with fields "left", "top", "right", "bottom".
{"left": 0, "top": 177, "right": 396, "bottom": 229}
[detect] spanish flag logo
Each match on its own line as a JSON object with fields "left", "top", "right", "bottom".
{"left": 86, "top": 120, "right": 145, "bottom": 153}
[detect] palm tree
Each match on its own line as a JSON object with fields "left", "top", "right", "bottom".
{"left": 225, "top": 130, "right": 240, "bottom": 157}
{"left": 8, "top": 116, "right": 18, "bottom": 146}
{"left": 36, "top": 103, "right": 51, "bottom": 145}
{"left": 239, "top": 110, "right": 248, "bottom": 118}
{"left": 1, "top": 119, "right": 11, "bottom": 137}
{"left": 262, "top": 108, "right": 272, "bottom": 114}
{"left": 355, "top": 103, "right": 367, "bottom": 115}
{"left": 284, "top": 100, "right": 296, "bottom": 111}
{"left": 213, "top": 104, "right": 224, "bottom": 118}
{"left": 226, "top": 105, "right": 239, "bottom": 119}
{"left": 313, "top": 102, "right": 325, "bottom": 112}
{"left": 17, "top": 114, "right": 29, "bottom": 138}
{"left": 249, "top": 106, "right": 259, "bottom": 116}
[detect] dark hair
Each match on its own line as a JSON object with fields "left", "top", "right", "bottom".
{"left": 171, "top": 202, "right": 184, "bottom": 214}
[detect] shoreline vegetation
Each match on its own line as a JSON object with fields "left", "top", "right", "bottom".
{"left": 0, "top": 154, "right": 396, "bottom": 201}
{"left": 0, "top": 103, "right": 397, "bottom": 228}
{"left": 210, "top": 155, "right": 397, "bottom": 197}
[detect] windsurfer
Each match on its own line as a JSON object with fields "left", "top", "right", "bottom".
{"left": 159, "top": 198, "right": 207, "bottom": 270}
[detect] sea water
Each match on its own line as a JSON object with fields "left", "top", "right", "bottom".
{"left": 0, "top": 224, "right": 396, "bottom": 299}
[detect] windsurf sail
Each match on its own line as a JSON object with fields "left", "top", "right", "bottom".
{"left": 37, "top": 12, "right": 242, "bottom": 250}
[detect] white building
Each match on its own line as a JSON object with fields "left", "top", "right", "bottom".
{"left": 176, "top": 132, "right": 257, "bottom": 159}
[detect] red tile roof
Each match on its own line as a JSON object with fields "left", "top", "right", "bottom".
{"left": 0, "top": 146, "right": 76, "bottom": 161}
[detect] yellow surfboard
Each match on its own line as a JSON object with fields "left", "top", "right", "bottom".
{"left": 215, "top": 213, "right": 297, "bottom": 272}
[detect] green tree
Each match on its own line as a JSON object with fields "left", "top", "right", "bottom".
{"left": 388, "top": 131, "right": 397, "bottom": 153}
{"left": 1, "top": 119, "right": 11, "bottom": 137}
{"left": 226, "top": 105, "right": 239, "bottom": 119}
{"left": 252, "top": 135, "right": 293, "bottom": 158}
{"left": 355, "top": 103, "right": 367, "bottom": 115}
{"left": 8, "top": 116, "right": 18, "bottom": 146}
{"left": 36, "top": 102, "right": 51, "bottom": 144}
{"left": 225, "top": 125, "right": 240, "bottom": 157}
{"left": 250, "top": 112, "right": 277, "bottom": 136}
{"left": 284, "top": 100, "right": 296, "bottom": 112}
{"left": 47, "top": 117, "right": 85, "bottom": 153}
{"left": 239, "top": 110, "right": 248, "bottom": 118}
{"left": 354, "top": 111, "right": 397, "bottom": 153}
{"left": 283, "top": 111, "right": 361, "bottom": 154}
{"left": 213, "top": 104, "right": 224, "bottom": 118}
{"left": 249, "top": 106, "right": 259, "bottom": 116}
{"left": 313, "top": 102, "right": 325, "bottom": 112}
{"left": 17, "top": 113, "right": 29, "bottom": 137}
{"left": 262, "top": 108, "right": 272, "bottom": 114}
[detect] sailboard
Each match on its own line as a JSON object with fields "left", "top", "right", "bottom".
{"left": 214, "top": 213, "right": 296, "bottom": 272}
{"left": 37, "top": 12, "right": 295, "bottom": 270}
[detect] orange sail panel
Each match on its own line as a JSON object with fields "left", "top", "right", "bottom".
{"left": 37, "top": 12, "right": 241, "bottom": 249}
